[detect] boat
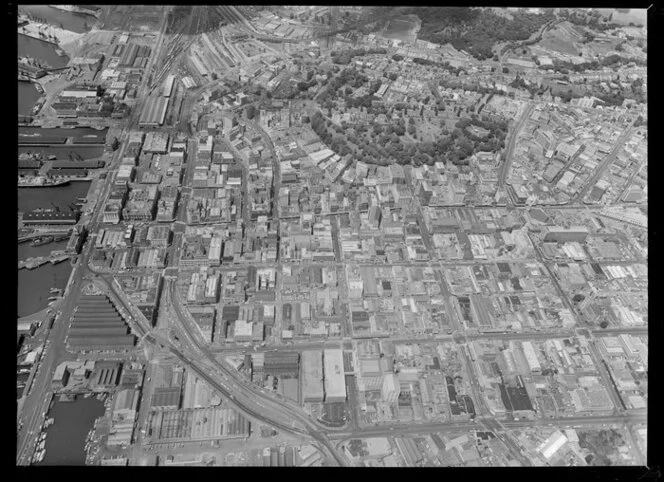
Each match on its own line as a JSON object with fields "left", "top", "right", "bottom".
{"left": 37, "top": 441, "right": 45, "bottom": 451}
{"left": 49, "top": 288, "right": 62, "bottom": 294}
{"left": 38, "top": 432, "right": 46, "bottom": 442}
{"left": 31, "top": 236, "right": 54, "bottom": 246}
{"left": 48, "top": 296, "right": 59, "bottom": 301}
{"left": 48, "top": 155, "right": 57, "bottom": 160}
{"left": 18, "top": 177, "right": 70, "bottom": 188}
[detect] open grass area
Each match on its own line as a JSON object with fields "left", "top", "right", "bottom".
{"left": 540, "top": 30, "right": 579, "bottom": 56}
{"left": 382, "top": 16, "right": 419, "bottom": 42}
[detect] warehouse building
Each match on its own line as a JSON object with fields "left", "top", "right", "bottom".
{"left": 163, "top": 74, "right": 176, "bottom": 98}
{"left": 67, "top": 294, "right": 136, "bottom": 351}
{"left": 139, "top": 96, "right": 169, "bottom": 128}
{"left": 301, "top": 350, "right": 324, "bottom": 403}
{"left": 521, "top": 341, "right": 542, "bottom": 373}
{"left": 23, "top": 210, "right": 79, "bottom": 226}
{"left": 264, "top": 352, "right": 299, "bottom": 378}
{"left": 323, "top": 349, "right": 346, "bottom": 402}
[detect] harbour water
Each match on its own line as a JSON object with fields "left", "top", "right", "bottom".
{"left": 20, "top": 126, "right": 108, "bottom": 137}
{"left": 18, "top": 33, "right": 70, "bottom": 69}
{"left": 17, "top": 32, "right": 69, "bottom": 117}
{"left": 19, "top": 5, "right": 96, "bottom": 34}
{"left": 17, "top": 260, "right": 72, "bottom": 318}
{"left": 18, "top": 127, "right": 109, "bottom": 160}
{"left": 18, "top": 240, "right": 68, "bottom": 262}
{"left": 18, "top": 181, "right": 91, "bottom": 318}
{"left": 18, "top": 180, "right": 91, "bottom": 213}
{"left": 18, "top": 81, "right": 41, "bottom": 117}
{"left": 38, "top": 396, "right": 105, "bottom": 466}
{"left": 19, "top": 145, "right": 106, "bottom": 160}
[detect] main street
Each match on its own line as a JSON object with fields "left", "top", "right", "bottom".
{"left": 572, "top": 121, "right": 636, "bottom": 203}
{"left": 208, "top": 324, "right": 647, "bottom": 355}
{"left": 327, "top": 411, "right": 647, "bottom": 441}
{"left": 498, "top": 102, "right": 535, "bottom": 188}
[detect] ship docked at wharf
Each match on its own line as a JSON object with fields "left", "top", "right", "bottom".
{"left": 18, "top": 176, "right": 70, "bottom": 188}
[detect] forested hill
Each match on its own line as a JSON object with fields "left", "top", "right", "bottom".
{"left": 402, "top": 7, "right": 556, "bottom": 60}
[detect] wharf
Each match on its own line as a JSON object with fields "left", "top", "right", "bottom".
{"left": 18, "top": 230, "right": 71, "bottom": 244}
{"left": 18, "top": 252, "right": 70, "bottom": 270}
{"left": 17, "top": 304, "right": 58, "bottom": 326}
{"left": 18, "top": 20, "right": 83, "bottom": 46}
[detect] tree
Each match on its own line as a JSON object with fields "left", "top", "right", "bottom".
{"left": 408, "top": 123, "right": 417, "bottom": 137}
{"left": 245, "top": 104, "right": 256, "bottom": 119}
{"left": 111, "top": 137, "right": 120, "bottom": 151}
{"left": 502, "top": 67, "right": 509, "bottom": 74}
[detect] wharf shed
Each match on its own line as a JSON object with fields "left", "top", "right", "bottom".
{"left": 67, "top": 294, "right": 135, "bottom": 351}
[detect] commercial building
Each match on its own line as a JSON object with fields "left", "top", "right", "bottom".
{"left": 143, "top": 132, "right": 170, "bottom": 154}
{"left": 538, "top": 431, "right": 568, "bottom": 460}
{"left": 381, "top": 373, "right": 400, "bottom": 403}
{"left": 323, "top": 349, "right": 346, "bottom": 403}
{"left": 146, "top": 225, "right": 171, "bottom": 247}
{"left": 301, "top": 350, "right": 324, "bottom": 403}
{"left": 521, "top": 341, "right": 542, "bottom": 373}
{"left": 234, "top": 319, "right": 253, "bottom": 343}
{"left": 103, "top": 204, "right": 122, "bottom": 224}
{"left": 543, "top": 226, "right": 589, "bottom": 243}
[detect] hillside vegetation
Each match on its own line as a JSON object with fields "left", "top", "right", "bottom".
{"left": 406, "top": 7, "right": 555, "bottom": 60}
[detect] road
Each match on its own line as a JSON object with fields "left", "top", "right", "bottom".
{"left": 164, "top": 279, "right": 348, "bottom": 465}
{"left": 328, "top": 411, "right": 647, "bottom": 441}
{"left": 16, "top": 13, "right": 174, "bottom": 464}
{"left": 572, "top": 122, "right": 636, "bottom": 203}
{"left": 209, "top": 324, "right": 647, "bottom": 354}
{"left": 498, "top": 102, "right": 535, "bottom": 188}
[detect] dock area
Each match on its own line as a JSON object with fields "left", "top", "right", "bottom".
{"left": 18, "top": 19, "right": 84, "bottom": 47}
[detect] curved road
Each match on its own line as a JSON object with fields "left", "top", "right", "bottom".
{"left": 164, "top": 280, "right": 348, "bottom": 465}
